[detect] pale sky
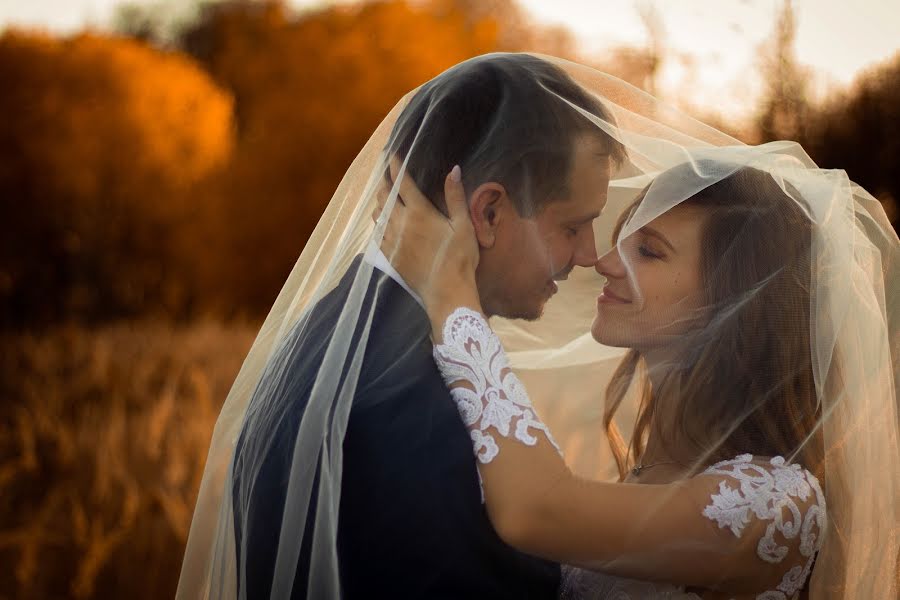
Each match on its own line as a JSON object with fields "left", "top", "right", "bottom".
{"left": 518, "top": 0, "right": 900, "bottom": 117}
{"left": 2, "top": 0, "right": 898, "bottom": 119}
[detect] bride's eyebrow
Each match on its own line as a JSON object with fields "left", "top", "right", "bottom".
{"left": 639, "top": 225, "right": 676, "bottom": 253}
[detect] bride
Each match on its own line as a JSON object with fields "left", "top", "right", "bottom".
{"left": 176, "top": 53, "right": 899, "bottom": 599}
{"left": 381, "top": 154, "right": 897, "bottom": 598}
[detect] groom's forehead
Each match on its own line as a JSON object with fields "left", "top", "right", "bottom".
{"left": 537, "top": 192, "right": 604, "bottom": 223}
{"left": 563, "top": 148, "right": 612, "bottom": 202}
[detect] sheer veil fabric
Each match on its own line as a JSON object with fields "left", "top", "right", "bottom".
{"left": 176, "top": 53, "right": 899, "bottom": 598}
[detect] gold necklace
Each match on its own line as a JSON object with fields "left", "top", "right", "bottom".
{"left": 631, "top": 460, "right": 682, "bottom": 477}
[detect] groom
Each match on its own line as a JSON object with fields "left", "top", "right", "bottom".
{"left": 233, "top": 54, "right": 624, "bottom": 598}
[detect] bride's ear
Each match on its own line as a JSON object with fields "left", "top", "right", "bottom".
{"left": 468, "top": 182, "right": 509, "bottom": 249}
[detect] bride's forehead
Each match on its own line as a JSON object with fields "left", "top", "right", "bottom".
{"left": 627, "top": 204, "right": 708, "bottom": 242}
{"left": 630, "top": 198, "right": 707, "bottom": 223}
{"left": 651, "top": 203, "right": 707, "bottom": 224}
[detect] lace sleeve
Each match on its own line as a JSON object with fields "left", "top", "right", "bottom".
{"left": 700, "top": 455, "right": 827, "bottom": 600}
{"left": 433, "top": 310, "right": 827, "bottom": 598}
{"left": 432, "top": 307, "right": 561, "bottom": 466}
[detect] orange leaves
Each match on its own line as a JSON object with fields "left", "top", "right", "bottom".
{"left": 0, "top": 30, "right": 235, "bottom": 325}
{"left": 1, "top": 1, "right": 584, "bottom": 326}
{"left": 0, "top": 30, "right": 234, "bottom": 201}
{"left": 178, "top": 0, "right": 577, "bottom": 315}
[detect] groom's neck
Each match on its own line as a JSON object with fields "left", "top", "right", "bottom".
{"left": 473, "top": 268, "right": 497, "bottom": 319}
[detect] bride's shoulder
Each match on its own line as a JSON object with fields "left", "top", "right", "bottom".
{"left": 695, "top": 454, "right": 826, "bottom": 542}
{"left": 690, "top": 453, "right": 826, "bottom": 595}
{"left": 697, "top": 454, "right": 825, "bottom": 513}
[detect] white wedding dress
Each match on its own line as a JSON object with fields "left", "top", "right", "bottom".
{"left": 432, "top": 308, "right": 826, "bottom": 600}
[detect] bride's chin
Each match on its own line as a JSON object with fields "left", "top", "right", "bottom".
{"left": 590, "top": 315, "right": 631, "bottom": 348}
{"left": 590, "top": 315, "right": 608, "bottom": 344}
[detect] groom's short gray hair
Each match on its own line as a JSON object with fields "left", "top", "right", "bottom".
{"left": 387, "top": 53, "right": 625, "bottom": 217}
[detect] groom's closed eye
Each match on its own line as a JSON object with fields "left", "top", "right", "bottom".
{"left": 564, "top": 213, "right": 600, "bottom": 235}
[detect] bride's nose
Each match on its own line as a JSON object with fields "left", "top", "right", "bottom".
{"left": 595, "top": 246, "right": 625, "bottom": 278}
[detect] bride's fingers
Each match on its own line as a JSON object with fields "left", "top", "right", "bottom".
{"left": 441, "top": 165, "right": 478, "bottom": 271}
{"left": 443, "top": 165, "right": 469, "bottom": 230}
{"left": 392, "top": 160, "right": 447, "bottom": 219}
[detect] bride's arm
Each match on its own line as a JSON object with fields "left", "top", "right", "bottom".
{"left": 431, "top": 306, "right": 823, "bottom": 595}
{"left": 378, "top": 163, "right": 824, "bottom": 594}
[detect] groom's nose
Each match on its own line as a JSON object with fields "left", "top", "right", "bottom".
{"left": 573, "top": 227, "right": 599, "bottom": 268}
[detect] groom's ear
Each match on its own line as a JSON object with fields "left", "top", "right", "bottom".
{"left": 468, "top": 182, "right": 509, "bottom": 249}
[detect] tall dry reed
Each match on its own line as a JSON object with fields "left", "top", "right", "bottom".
{"left": 0, "top": 320, "right": 256, "bottom": 599}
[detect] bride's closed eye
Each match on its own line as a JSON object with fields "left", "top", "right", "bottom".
{"left": 638, "top": 244, "right": 663, "bottom": 259}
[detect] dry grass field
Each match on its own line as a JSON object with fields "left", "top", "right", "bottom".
{"left": 0, "top": 321, "right": 256, "bottom": 599}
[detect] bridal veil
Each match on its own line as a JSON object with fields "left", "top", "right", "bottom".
{"left": 176, "top": 53, "right": 899, "bottom": 599}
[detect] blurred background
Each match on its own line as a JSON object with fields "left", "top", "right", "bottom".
{"left": 1, "top": 0, "right": 898, "bottom": 597}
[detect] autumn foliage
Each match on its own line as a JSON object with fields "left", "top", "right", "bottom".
{"left": 1, "top": 0, "right": 580, "bottom": 328}
{"left": 799, "top": 54, "right": 900, "bottom": 222}
{"left": 178, "top": 0, "right": 577, "bottom": 314}
{"left": 0, "top": 30, "right": 233, "bottom": 327}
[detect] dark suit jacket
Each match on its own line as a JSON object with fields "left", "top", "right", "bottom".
{"left": 232, "top": 257, "right": 560, "bottom": 599}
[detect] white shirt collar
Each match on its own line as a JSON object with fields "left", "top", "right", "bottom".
{"left": 363, "top": 241, "right": 425, "bottom": 309}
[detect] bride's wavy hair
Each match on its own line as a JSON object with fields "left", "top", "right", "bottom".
{"left": 386, "top": 53, "right": 625, "bottom": 217}
{"left": 604, "top": 163, "right": 825, "bottom": 484}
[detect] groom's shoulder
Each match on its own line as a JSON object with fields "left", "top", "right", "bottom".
{"left": 286, "top": 257, "right": 433, "bottom": 379}
{"left": 304, "top": 257, "right": 426, "bottom": 335}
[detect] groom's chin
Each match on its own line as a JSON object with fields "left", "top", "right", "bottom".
{"left": 481, "top": 289, "right": 549, "bottom": 322}
{"left": 497, "top": 300, "right": 546, "bottom": 322}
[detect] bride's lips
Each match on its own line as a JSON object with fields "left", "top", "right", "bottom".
{"left": 598, "top": 285, "right": 631, "bottom": 304}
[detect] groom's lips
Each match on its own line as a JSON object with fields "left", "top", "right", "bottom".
{"left": 549, "top": 273, "right": 569, "bottom": 295}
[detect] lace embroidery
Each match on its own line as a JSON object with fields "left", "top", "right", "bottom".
{"left": 702, "top": 455, "right": 826, "bottom": 600}
{"left": 432, "top": 308, "right": 561, "bottom": 470}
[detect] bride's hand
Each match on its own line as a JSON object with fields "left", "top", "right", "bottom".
{"left": 376, "top": 158, "right": 483, "bottom": 335}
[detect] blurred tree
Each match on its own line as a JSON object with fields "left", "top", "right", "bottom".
{"left": 3, "top": 1, "right": 589, "bottom": 324}
{"left": 752, "top": 0, "right": 897, "bottom": 229}
{"left": 434, "top": 0, "right": 576, "bottom": 57}
{"left": 596, "top": 46, "right": 659, "bottom": 92}
{"left": 113, "top": 0, "right": 204, "bottom": 47}
{"left": 577, "top": 1, "right": 664, "bottom": 97}
{"left": 177, "top": 0, "right": 580, "bottom": 315}
{"left": 800, "top": 52, "right": 900, "bottom": 228}
{"left": 756, "top": 0, "right": 809, "bottom": 142}
{"left": 633, "top": 0, "right": 664, "bottom": 96}
{"left": 0, "top": 30, "right": 234, "bottom": 328}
